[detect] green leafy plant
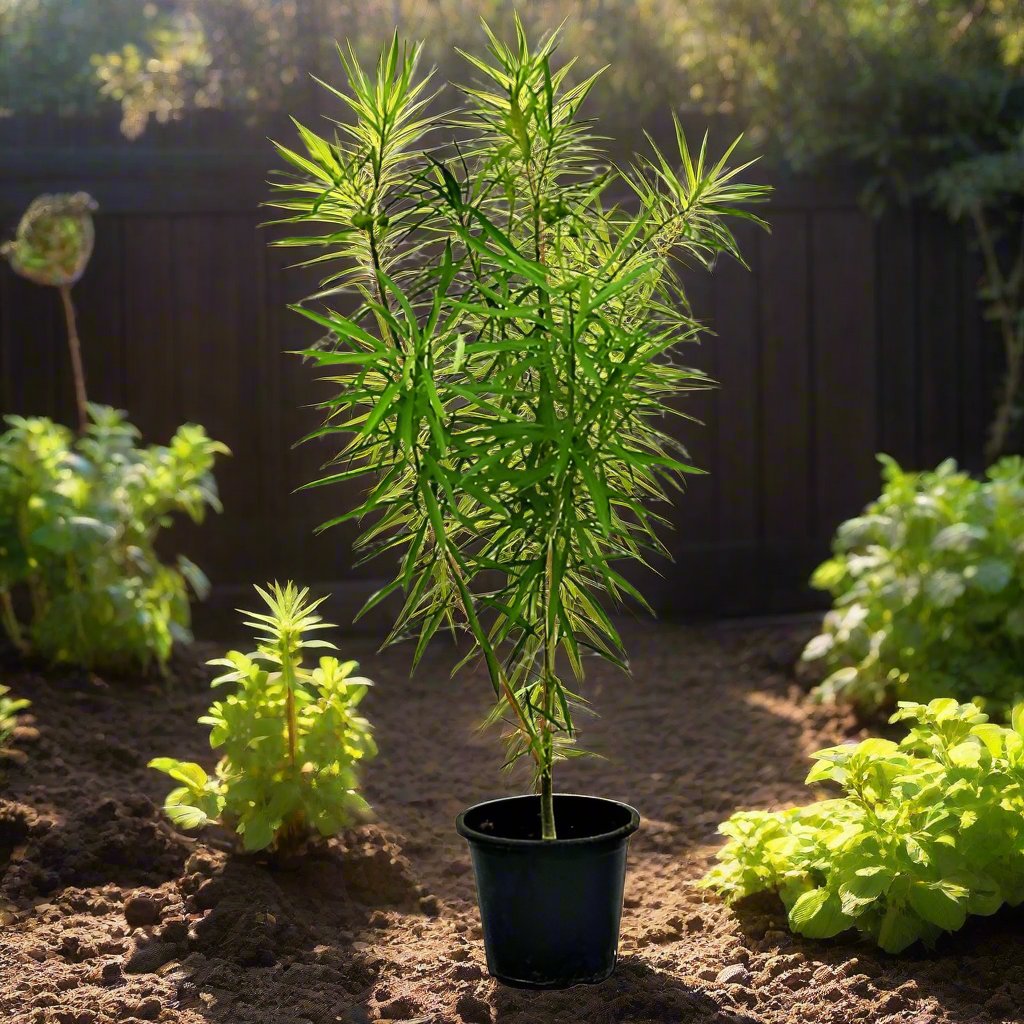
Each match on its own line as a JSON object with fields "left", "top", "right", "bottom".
{"left": 704, "top": 698, "right": 1024, "bottom": 953}
{"left": 268, "top": 22, "right": 767, "bottom": 838}
{"left": 150, "top": 582, "right": 377, "bottom": 852}
{"left": 0, "top": 685, "right": 30, "bottom": 748}
{"left": 0, "top": 404, "right": 227, "bottom": 672}
{"left": 803, "top": 454, "right": 1024, "bottom": 717}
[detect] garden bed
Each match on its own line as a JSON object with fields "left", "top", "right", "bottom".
{"left": 1, "top": 618, "right": 1021, "bottom": 1024}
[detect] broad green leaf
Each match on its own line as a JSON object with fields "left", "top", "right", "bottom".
{"left": 164, "top": 801, "right": 211, "bottom": 831}
{"left": 908, "top": 881, "right": 968, "bottom": 932}
{"left": 148, "top": 758, "right": 208, "bottom": 790}
{"left": 839, "top": 867, "right": 894, "bottom": 913}
{"left": 789, "top": 888, "right": 852, "bottom": 939}
{"left": 878, "top": 904, "right": 924, "bottom": 954}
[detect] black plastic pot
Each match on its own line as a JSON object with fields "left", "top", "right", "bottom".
{"left": 455, "top": 793, "right": 640, "bottom": 989}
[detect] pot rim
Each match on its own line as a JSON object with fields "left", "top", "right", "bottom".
{"left": 455, "top": 792, "right": 640, "bottom": 848}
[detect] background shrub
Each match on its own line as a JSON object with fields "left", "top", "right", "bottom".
{"left": 803, "top": 455, "right": 1024, "bottom": 717}
{"left": 0, "top": 404, "right": 227, "bottom": 672}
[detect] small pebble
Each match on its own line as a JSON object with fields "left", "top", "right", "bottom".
{"left": 717, "top": 964, "right": 751, "bottom": 986}
{"left": 128, "top": 997, "right": 162, "bottom": 1021}
{"left": 123, "top": 940, "right": 178, "bottom": 975}
{"left": 124, "top": 895, "right": 161, "bottom": 928}
{"left": 418, "top": 893, "right": 442, "bottom": 917}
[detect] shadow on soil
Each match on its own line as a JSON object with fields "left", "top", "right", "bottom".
{"left": 166, "top": 847, "right": 416, "bottom": 1023}
{"left": 490, "top": 955, "right": 759, "bottom": 1023}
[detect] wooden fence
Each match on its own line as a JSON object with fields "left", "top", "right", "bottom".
{"left": 0, "top": 140, "right": 995, "bottom": 615}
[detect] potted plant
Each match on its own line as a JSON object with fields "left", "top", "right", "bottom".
{"left": 269, "top": 20, "right": 767, "bottom": 987}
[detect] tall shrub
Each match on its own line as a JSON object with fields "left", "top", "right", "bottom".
{"left": 671, "top": 0, "right": 1024, "bottom": 460}
{"left": 268, "top": 23, "right": 767, "bottom": 836}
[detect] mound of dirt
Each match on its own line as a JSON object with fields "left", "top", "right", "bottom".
{"left": 1, "top": 620, "right": 1022, "bottom": 1023}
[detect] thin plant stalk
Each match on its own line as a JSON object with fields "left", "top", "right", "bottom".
{"left": 0, "top": 591, "right": 25, "bottom": 653}
{"left": 282, "top": 646, "right": 299, "bottom": 769}
{"left": 58, "top": 283, "right": 89, "bottom": 433}
{"left": 972, "top": 205, "right": 1024, "bottom": 463}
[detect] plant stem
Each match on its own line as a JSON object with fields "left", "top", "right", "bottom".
{"left": 540, "top": 763, "right": 555, "bottom": 840}
{"left": 0, "top": 591, "right": 25, "bottom": 653}
{"left": 16, "top": 507, "right": 45, "bottom": 622}
{"left": 58, "top": 284, "right": 89, "bottom": 433}
{"left": 282, "top": 646, "right": 298, "bottom": 769}
{"left": 529, "top": 149, "right": 560, "bottom": 842}
{"left": 990, "top": 348, "right": 1024, "bottom": 465}
{"left": 539, "top": 535, "right": 558, "bottom": 840}
{"left": 65, "top": 555, "right": 88, "bottom": 661}
{"left": 441, "top": 544, "right": 542, "bottom": 761}
{"left": 971, "top": 206, "right": 1024, "bottom": 464}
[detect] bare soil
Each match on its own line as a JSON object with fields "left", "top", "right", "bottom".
{"left": 1, "top": 618, "right": 1022, "bottom": 1024}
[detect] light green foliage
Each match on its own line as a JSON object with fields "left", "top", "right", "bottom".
{"left": 268, "top": 23, "right": 766, "bottom": 837}
{"left": 0, "top": 1, "right": 753, "bottom": 141}
{"left": 0, "top": 684, "right": 30, "bottom": 747}
{"left": 0, "top": 404, "right": 227, "bottom": 672}
{"left": 150, "top": 583, "right": 377, "bottom": 852}
{"left": 92, "top": 10, "right": 215, "bottom": 139}
{"left": 0, "top": 0, "right": 158, "bottom": 115}
{"left": 803, "top": 454, "right": 1024, "bottom": 717}
{"left": 668, "top": 1, "right": 1024, "bottom": 175}
{"left": 704, "top": 698, "right": 1024, "bottom": 953}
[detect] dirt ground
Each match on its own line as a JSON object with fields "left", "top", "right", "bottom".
{"left": 2, "top": 617, "right": 1023, "bottom": 1024}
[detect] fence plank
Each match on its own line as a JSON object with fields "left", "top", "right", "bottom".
{"left": 653, "top": 266, "right": 719, "bottom": 612}
{"left": 122, "top": 217, "right": 179, "bottom": 440}
{"left": 876, "top": 209, "right": 919, "bottom": 466}
{"left": 0, "top": 271, "right": 11, "bottom": 413}
{"left": 172, "top": 214, "right": 247, "bottom": 574}
{"left": 959, "top": 245, "right": 990, "bottom": 472}
{"left": 918, "top": 213, "right": 963, "bottom": 467}
{"left": 760, "top": 211, "right": 811, "bottom": 542}
{"left": 711, "top": 222, "right": 762, "bottom": 610}
{"left": 811, "top": 209, "right": 879, "bottom": 535}
{"left": 756, "top": 211, "right": 820, "bottom": 607}
{"left": 0, "top": 271, "right": 62, "bottom": 419}
{"left": 76, "top": 215, "right": 127, "bottom": 410}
